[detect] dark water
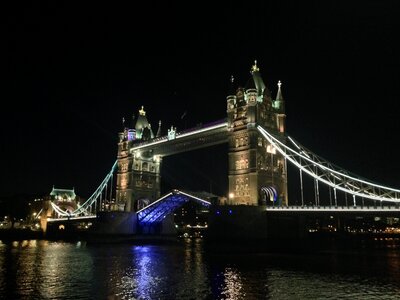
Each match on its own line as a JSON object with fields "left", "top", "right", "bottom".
{"left": 1, "top": 238, "right": 400, "bottom": 299}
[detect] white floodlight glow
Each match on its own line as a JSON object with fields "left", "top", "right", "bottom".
{"left": 136, "top": 192, "right": 173, "bottom": 214}
{"left": 131, "top": 122, "right": 228, "bottom": 152}
{"left": 179, "top": 191, "right": 212, "bottom": 205}
{"left": 257, "top": 125, "right": 400, "bottom": 202}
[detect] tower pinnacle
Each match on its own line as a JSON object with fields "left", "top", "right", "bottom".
{"left": 156, "top": 120, "right": 162, "bottom": 137}
{"left": 276, "top": 80, "right": 283, "bottom": 101}
{"left": 251, "top": 60, "right": 259, "bottom": 74}
{"left": 139, "top": 106, "right": 146, "bottom": 116}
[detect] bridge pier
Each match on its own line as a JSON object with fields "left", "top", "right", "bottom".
{"left": 92, "top": 211, "right": 138, "bottom": 235}
{"left": 137, "top": 214, "right": 177, "bottom": 236}
{"left": 89, "top": 211, "right": 177, "bottom": 240}
{"left": 207, "top": 205, "right": 269, "bottom": 242}
{"left": 265, "top": 214, "right": 308, "bottom": 239}
{"left": 207, "top": 205, "right": 313, "bottom": 243}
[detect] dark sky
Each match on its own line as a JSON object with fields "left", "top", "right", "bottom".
{"left": 3, "top": 1, "right": 400, "bottom": 199}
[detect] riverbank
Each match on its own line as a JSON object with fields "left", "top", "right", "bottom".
{"left": 0, "top": 228, "right": 43, "bottom": 241}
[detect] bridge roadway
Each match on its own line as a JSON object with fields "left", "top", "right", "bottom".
{"left": 47, "top": 205, "right": 400, "bottom": 223}
{"left": 47, "top": 215, "right": 97, "bottom": 223}
{"left": 130, "top": 119, "right": 228, "bottom": 156}
{"left": 266, "top": 205, "right": 400, "bottom": 216}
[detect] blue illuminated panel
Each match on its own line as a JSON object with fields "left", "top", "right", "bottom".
{"left": 137, "top": 192, "right": 210, "bottom": 225}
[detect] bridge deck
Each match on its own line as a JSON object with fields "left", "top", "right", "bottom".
{"left": 266, "top": 205, "right": 400, "bottom": 214}
{"left": 47, "top": 215, "right": 97, "bottom": 222}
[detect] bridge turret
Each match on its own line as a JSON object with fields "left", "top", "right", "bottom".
{"left": 227, "top": 61, "right": 288, "bottom": 206}
{"left": 227, "top": 75, "right": 237, "bottom": 129}
{"left": 246, "top": 60, "right": 266, "bottom": 101}
{"left": 156, "top": 120, "right": 162, "bottom": 137}
{"left": 116, "top": 106, "right": 161, "bottom": 212}
{"left": 48, "top": 187, "right": 79, "bottom": 217}
{"left": 135, "top": 106, "right": 151, "bottom": 140}
{"left": 116, "top": 125, "right": 133, "bottom": 211}
{"left": 274, "top": 80, "right": 286, "bottom": 133}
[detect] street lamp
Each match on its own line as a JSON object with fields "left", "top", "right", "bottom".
{"left": 229, "top": 193, "right": 234, "bottom": 204}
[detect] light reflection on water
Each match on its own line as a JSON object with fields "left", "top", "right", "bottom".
{"left": 1, "top": 239, "right": 400, "bottom": 299}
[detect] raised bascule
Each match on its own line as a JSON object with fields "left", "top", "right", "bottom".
{"left": 44, "top": 61, "right": 400, "bottom": 240}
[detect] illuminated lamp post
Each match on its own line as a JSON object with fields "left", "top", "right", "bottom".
{"left": 229, "top": 193, "right": 234, "bottom": 205}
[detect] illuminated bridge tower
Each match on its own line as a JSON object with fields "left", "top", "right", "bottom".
{"left": 116, "top": 106, "right": 162, "bottom": 212}
{"left": 227, "top": 61, "right": 288, "bottom": 206}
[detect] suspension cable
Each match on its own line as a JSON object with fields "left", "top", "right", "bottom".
{"left": 258, "top": 125, "right": 400, "bottom": 203}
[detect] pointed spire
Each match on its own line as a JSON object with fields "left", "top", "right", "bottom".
{"left": 139, "top": 106, "right": 146, "bottom": 116}
{"left": 276, "top": 80, "right": 283, "bottom": 101}
{"left": 122, "top": 117, "right": 126, "bottom": 128}
{"left": 228, "top": 74, "right": 236, "bottom": 96}
{"left": 131, "top": 113, "right": 135, "bottom": 128}
{"left": 247, "top": 60, "right": 265, "bottom": 96}
{"left": 251, "top": 60, "right": 260, "bottom": 74}
{"left": 148, "top": 123, "right": 154, "bottom": 139}
{"left": 156, "top": 120, "right": 162, "bottom": 137}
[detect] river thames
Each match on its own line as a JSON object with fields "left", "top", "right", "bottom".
{"left": 1, "top": 238, "right": 400, "bottom": 299}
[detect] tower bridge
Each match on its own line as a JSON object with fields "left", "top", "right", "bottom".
{"left": 115, "top": 61, "right": 288, "bottom": 212}
{"left": 43, "top": 61, "right": 400, "bottom": 239}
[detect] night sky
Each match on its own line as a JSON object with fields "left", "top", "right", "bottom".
{"left": 3, "top": 1, "right": 400, "bottom": 199}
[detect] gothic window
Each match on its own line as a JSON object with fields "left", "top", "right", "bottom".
{"left": 235, "top": 138, "right": 239, "bottom": 148}
{"left": 240, "top": 137, "right": 244, "bottom": 146}
{"left": 121, "top": 163, "right": 128, "bottom": 172}
{"left": 148, "top": 179, "right": 153, "bottom": 188}
{"left": 267, "top": 144, "right": 276, "bottom": 154}
{"left": 142, "top": 162, "right": 149, "bottom": 171}
{"left": 236, "top": 157, "right": 248, "bottom": 170}
{"left": 277, "top": 160, "right": 284, "bottom": 172}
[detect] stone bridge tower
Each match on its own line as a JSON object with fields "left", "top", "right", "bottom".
{"left": 227, "top": 62, "right": 288, "bottom": 206}
{"left": 116, "top": 107, "right": 161, "bottom": 212}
